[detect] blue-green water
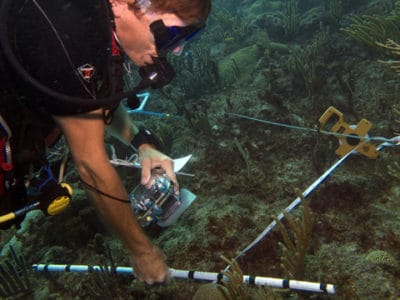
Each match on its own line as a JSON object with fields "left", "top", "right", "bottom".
{"left": 1, "top": 0, "right": 400, "bottom": 298}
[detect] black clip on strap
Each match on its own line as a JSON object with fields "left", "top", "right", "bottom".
{"left": 131, "top": 126, "right": 162, "bottom": 151}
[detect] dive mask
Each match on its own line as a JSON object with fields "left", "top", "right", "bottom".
{"left": 150, "top": 20, "right": 205, "bottom": 57}
{"left": 133, "top": 21, "right": 204, "bottom": 101}
{"left": 132, "top": 20, "right": 204, "bottom": 97}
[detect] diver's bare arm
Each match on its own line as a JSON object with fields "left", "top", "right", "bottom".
{"left": 53, "top": 110, "right": 168, "bottom": 283}
{"left": 53, "top": 110, "right": 147, "bottom": 249}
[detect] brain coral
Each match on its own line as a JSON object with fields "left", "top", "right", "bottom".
{"left": 365, "top": 250, "right": 398, "bottom": 269}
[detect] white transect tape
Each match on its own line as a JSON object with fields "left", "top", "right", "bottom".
{"left": 31, "top": 264, "right": 336, "bottom": 294}
{"left": 232, "top": 146, "right": 356, "bottom": 263}
{"left": 31, "top": 264, "right": 132, "bottom": 273}
{"left": 227, "top": 112, "right": 396, "bottom": 144}
{"left": 231, "top": 137, "right": 400, "bottom": 265}
{"left": 172, "top": 270, "right": 221, "bottom": 281}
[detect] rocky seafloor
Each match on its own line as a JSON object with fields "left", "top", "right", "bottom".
{"left": 2, "top": 0, "right": 400, "bottom": 299}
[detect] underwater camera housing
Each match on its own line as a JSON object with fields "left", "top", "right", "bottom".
{"left": 129, "top": 173, "right": 196, "bottom": 227}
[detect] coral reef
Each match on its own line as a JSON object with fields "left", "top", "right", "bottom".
{"left": 377, "top": 38, "right": 400, "bottom": 73}
{"left": 286, "top": 24, "right": 329, "bottom": 97}
{"left": 324, "top": 0, "right": 343, "bottom": 23}
{"left": 283, "top": 0, "right": 301, "bottom": 39}
{"left": 0, "top": 246, "right": 31, "bottom": 299}
{"left": 2, "top": 0, "right": 400, "bottom": 299}
{"left": 274, "top": 194, "right": 313, "bottom": 279}
{"left": 365, "top": 250, "right": 399, "bottom": 269}
{"left": 218, "top": 44, "right": 264, "bottom": 85}
{"left": 342, "top": 1, "right": 400, "bottom": 50}
{"left": 193, "top": 257, "right": 281, "bottom": 300}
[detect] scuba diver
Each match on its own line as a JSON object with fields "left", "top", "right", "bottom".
{"left": 0, "top": 0, "right": 211, "bottom": 285}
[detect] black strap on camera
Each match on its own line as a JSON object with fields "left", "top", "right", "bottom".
{"left": 131, "top": 126, "right": 162, "bottom": 151}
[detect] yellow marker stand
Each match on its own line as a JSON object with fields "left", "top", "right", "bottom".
{"left": 319, "top": 106, "right": 378, "bottom": 158}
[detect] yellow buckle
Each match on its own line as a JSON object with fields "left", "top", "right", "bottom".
{"left": 47, "top": 183, "right": 73, "bottom": 216}
{"left": 319, "top": 106, "right": 378, "bottom": 158}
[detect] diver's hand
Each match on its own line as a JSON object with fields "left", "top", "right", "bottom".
{"left": 130, "top": 245, "right": 171, "bottom": 285}
{"left": 138, "top": 144, "right": 179, "bottom": 192}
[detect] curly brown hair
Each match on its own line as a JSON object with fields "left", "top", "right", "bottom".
{"left": 125, "top": 0, "right": 211, "bottom": 25}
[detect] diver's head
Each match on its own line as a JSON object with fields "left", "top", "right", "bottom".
{"left": 110, "top": 0, "right": 211, "bottom": 90}
{"left": 124, "top": 0, "right": 211, "bottom": 27}
{"left": 110, "top": 0, "right": 210, "bottom": 65}
{"left": 135, "top": 0, "right": 210, "bottom": 56}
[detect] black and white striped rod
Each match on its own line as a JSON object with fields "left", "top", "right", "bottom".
{"left": 31, "top": 264, "right": 336, "bottom": 294}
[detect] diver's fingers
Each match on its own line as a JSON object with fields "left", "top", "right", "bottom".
{"left": 140, "top": 159, "right": 152, "bottom": 185}
{"left": 163, "top": 161, "right": 179, "bottom": 194}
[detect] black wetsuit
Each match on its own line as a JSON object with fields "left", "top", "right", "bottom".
{"left": 3, "top": 0, "right": 121, "bottom": 115}
{"left": 0, "top": 0, "right": 122, "bottom": 228}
